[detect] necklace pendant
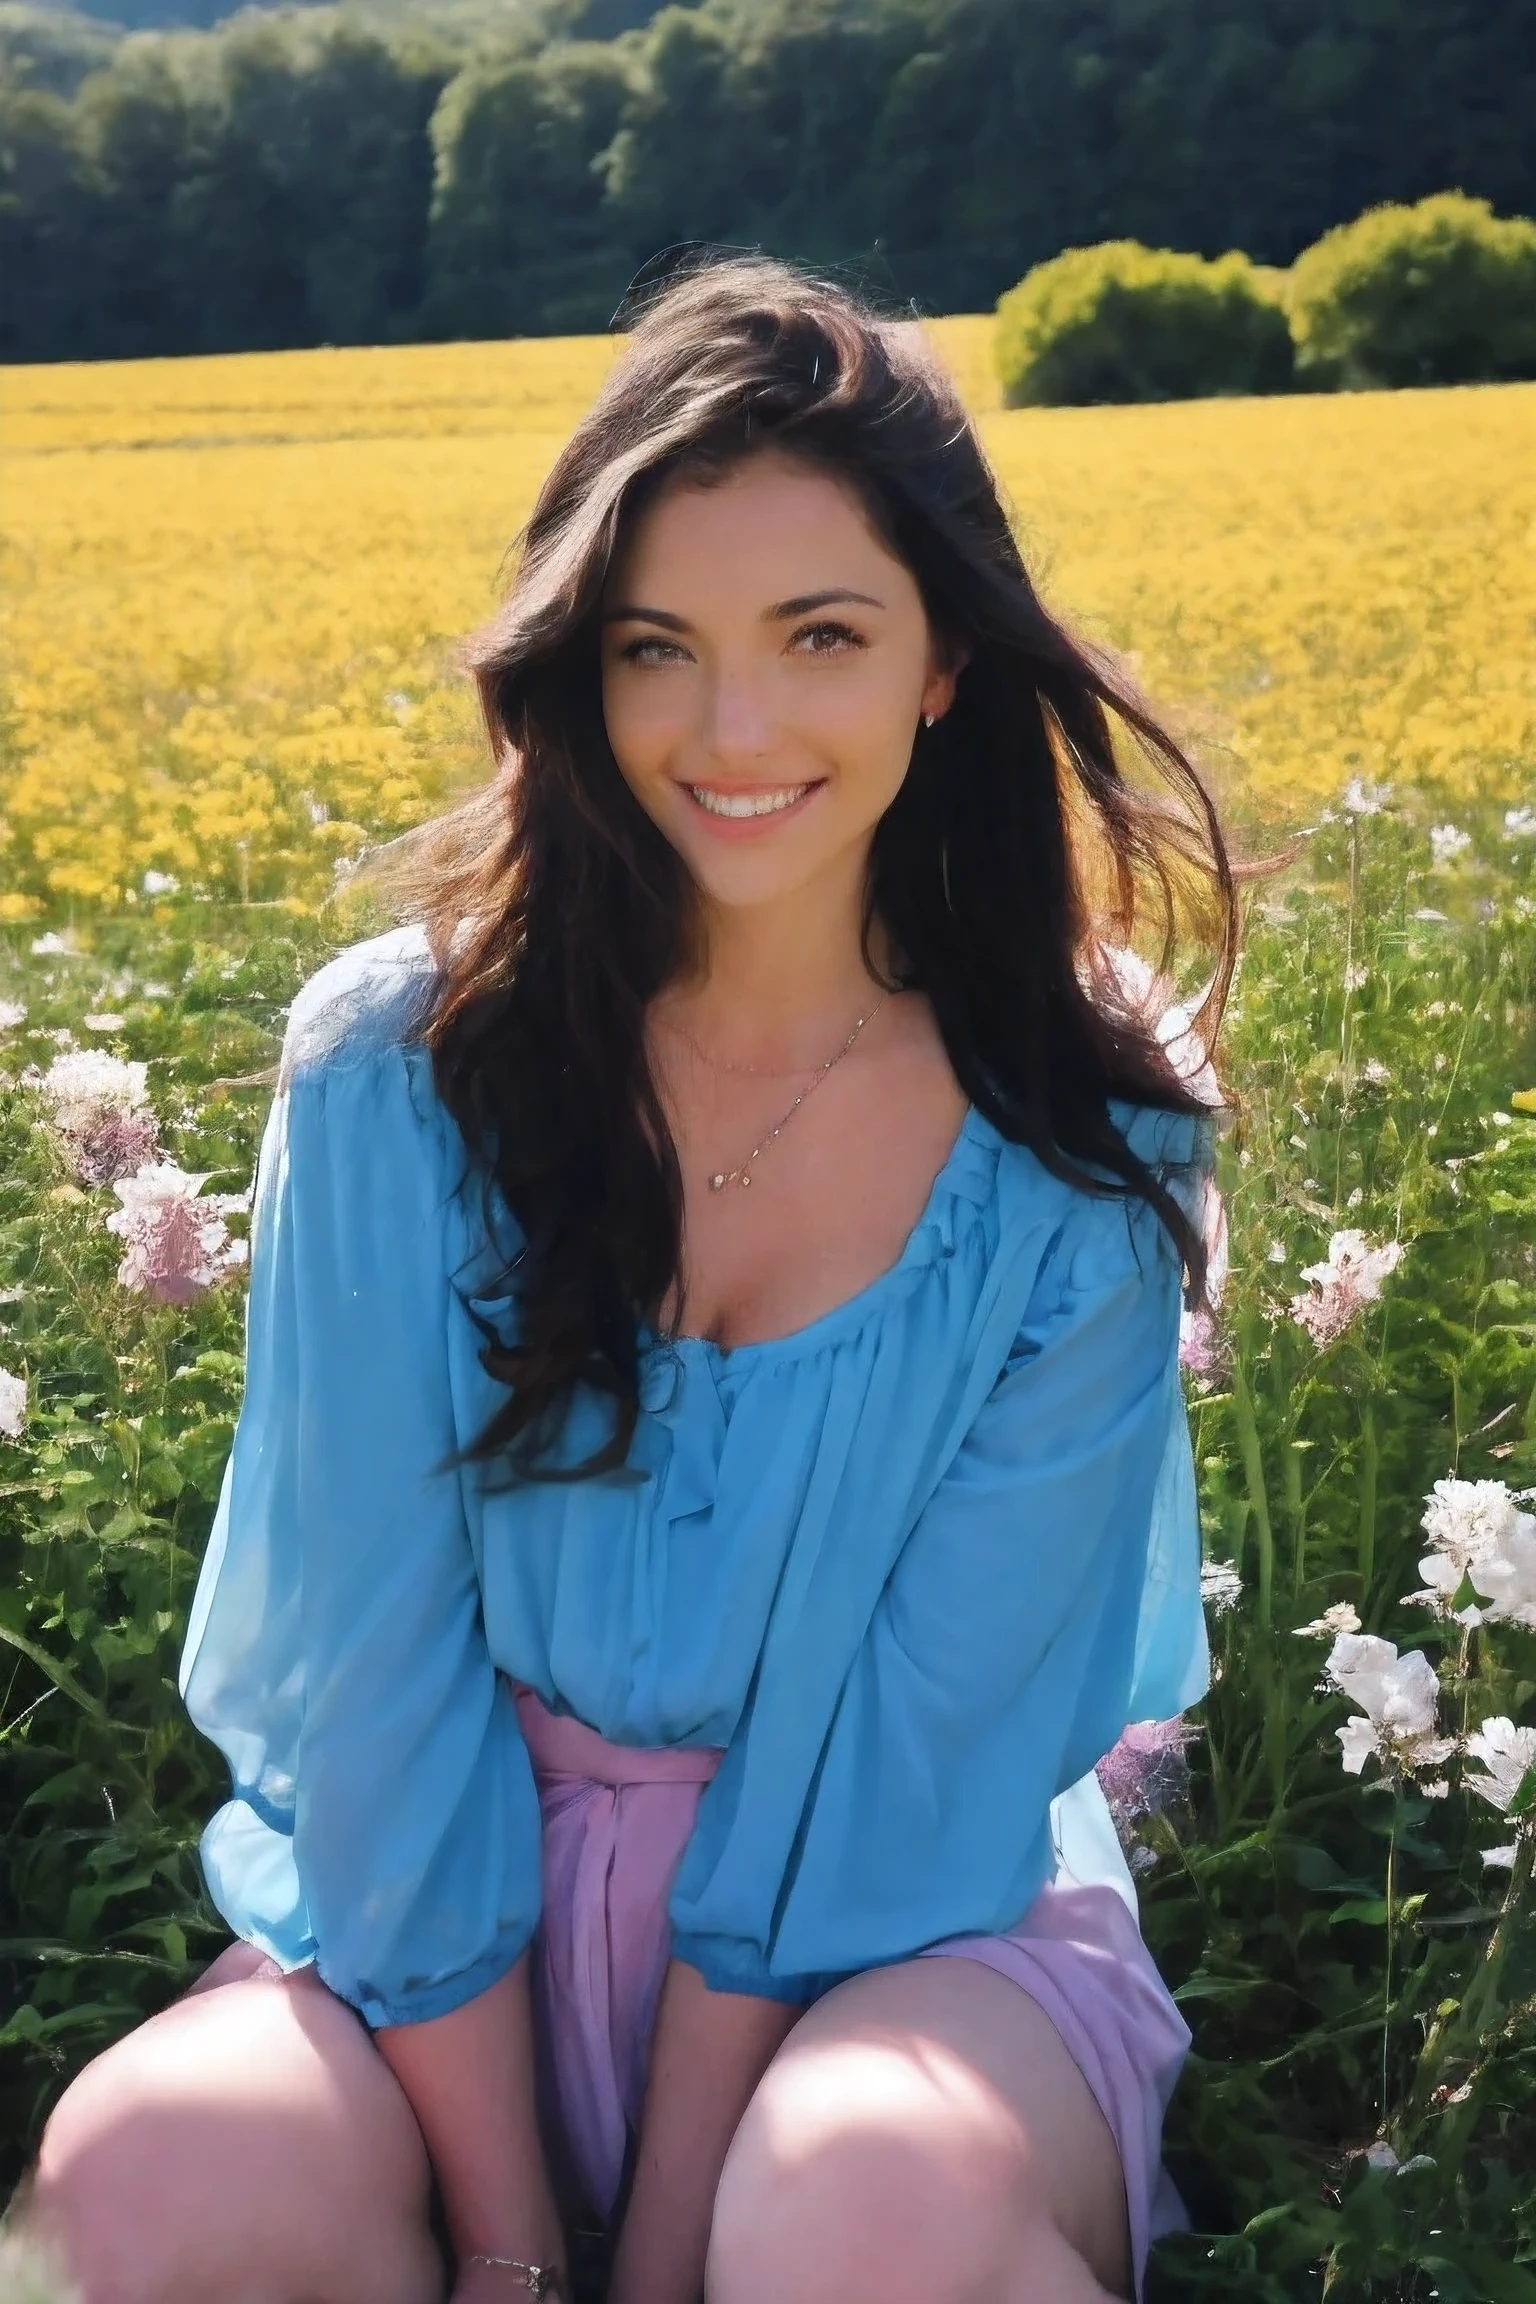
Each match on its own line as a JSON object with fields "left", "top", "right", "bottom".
{"left": 701, "top": 987, "right": 891, "bottom": 1203}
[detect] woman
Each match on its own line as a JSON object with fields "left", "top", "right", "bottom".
{"left": 20, "top": 254, "right": 1259, "bottom": 2304}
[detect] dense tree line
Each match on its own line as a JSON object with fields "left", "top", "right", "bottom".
{"left": 2, "top": 0, "right": 1533, "bottom": 362}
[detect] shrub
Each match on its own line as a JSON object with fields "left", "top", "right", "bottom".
{"left": 1288, "top": 192, "right": 1536, "bottom": 389}
{"left": 994, "top": 240, "right": 1294, "bottom": 407}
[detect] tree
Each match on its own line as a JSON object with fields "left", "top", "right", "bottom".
{"left": 425, "top": 39, "right": 635, "bottom": 337}
{"left": 0, "top": 80, "right": 98, "bottom": 357}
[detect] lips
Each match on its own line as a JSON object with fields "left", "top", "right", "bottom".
{"left": 676, "top": 778, "right": 828, "bottom": 834}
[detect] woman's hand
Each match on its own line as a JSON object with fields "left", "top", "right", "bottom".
{"left": 604, "top": 1959, "right": 804, "bottom": 2304}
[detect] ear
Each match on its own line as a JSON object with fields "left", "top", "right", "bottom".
{"left": 921, "top": 635, "right": 972, "bottom": 724}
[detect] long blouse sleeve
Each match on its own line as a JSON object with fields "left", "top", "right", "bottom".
{"left": 177, "top": 975, "right": 543, "bottom": 2028}
{"left": 667, "top": 1159, "right": 1207, "bottom": 2002}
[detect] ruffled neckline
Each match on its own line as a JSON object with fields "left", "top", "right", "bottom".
{"left": 638, "top": 1101, "right": 1002, "bottom": 1377}
{"left": 634, "top": 1089, "right": 1213, "bottom": 1380}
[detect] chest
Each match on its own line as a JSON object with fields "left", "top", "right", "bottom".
{"left": 649, "top": 1041, "right": 971, "bottom": 1353}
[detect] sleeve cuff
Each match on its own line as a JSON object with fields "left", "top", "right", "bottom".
{"left": 320, "top": 1920, "right": 539, "bottom": 2030}
{"left": 669, "top": 1931, "right": 844, "bottom": 2006}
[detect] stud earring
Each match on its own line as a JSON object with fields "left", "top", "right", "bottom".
{"left": 923, "top": 712, "right": 936, "bottom": 728}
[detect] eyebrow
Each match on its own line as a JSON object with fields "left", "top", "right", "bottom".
{"left": 600, "top": 587, "right": 886, "bottom": 631}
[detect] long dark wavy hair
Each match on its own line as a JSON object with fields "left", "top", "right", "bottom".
{"left": 344, "top": 252, "right": 1288, "bottom": 1489}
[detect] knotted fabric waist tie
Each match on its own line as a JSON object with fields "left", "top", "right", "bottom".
{"left": 502, "top": 1675, "right": 726, "bottom": 2226}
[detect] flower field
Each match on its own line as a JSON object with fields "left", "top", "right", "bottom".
{"left": 2, "top": 327, "right": 1536, "bottom": 2300}
{"left": 3, "top": 325, "right": 1533, "bottom": 914}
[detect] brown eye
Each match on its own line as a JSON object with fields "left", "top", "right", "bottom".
{"left": 792, "top": 620, "right": 867, "bottom": 656}
{"left": 619, "top": 636, "right": 686, "bottom": 667}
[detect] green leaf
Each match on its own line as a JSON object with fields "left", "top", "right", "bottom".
{"left": 1288, "top": 1844, "right": 1381, "bottom": 1897}
{"left": 1507, "top": 1761, "right": 1536, "bottom": 1820}
{"left": 0, "top": 2003, "right": 45, "bottom": 2045}
{"left": 1328, "top": 1897, "right": 1390, "bottom": 1926}
{"left": 0, "top": 1624, "right": 106, "bottom": 1720}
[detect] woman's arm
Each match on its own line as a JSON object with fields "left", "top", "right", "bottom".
{"left": 376, "top": 1945, "right": 569, "bottom": 2285}
{"left": 605, "top": 1958, "right": 805, "bottom": 2304}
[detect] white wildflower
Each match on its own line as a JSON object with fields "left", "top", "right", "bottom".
{"left": 0, "top": 1363, "right": 27, "bottom": 1439}
{"left": 1292, "top": 1601, "right": 1362, "bottom": 1638}
{"left": 1341, "top": 777, "right": 1393, "bottom": 818}
{"left": 1502, "top": 806, "right": 1536, "bottom": 841}
{"left": 1344, "top": 960, "right": 1369, "bottom": 991}
{"left": 1289, "top": 1228, "right": 1406, "bottom": 1348}
{"left": 1362, "top": 1058, "right": 1391, "bottom": 1085}
{"left": 141, "top": 869, "right": 179, "bottom": 897}
{"left": 36, "top": 1048, "right": 160, "bottom": 1187}
{"left": 1201, "top": 1559, "right": 1242, "bottom": 1616}
{"left": 1323, "top": 1632, "right": 1458, "bottom": 1780}
{"left": 0, "top": 1000, "right": 26, "bottom": 1030}
{"left": 39, "top": 1047, "right": 150, "bottom": 1127}
{"left": 1267, "top": 1240, "right": 1287, "bottom": 1263}
{"left": 82, "top": 1013, "right": 126, "bottom": 1033}
{"left": 1404, "top": 1476, "right": 1536, "bottom": 1631}
{"left": 29, "top": 932, "right": 71, "bottom": 956}
{"left": 1463, "top": 1717, "right": 1536, "bottom": 1815}
{"left": 1429, "top": 823, "right": 1472, "bottom": 866}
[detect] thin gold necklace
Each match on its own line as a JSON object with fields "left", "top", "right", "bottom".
{"left": 671, "top": 1019, "right": 817, "bottom": 1079}
{"left": 694, "top": 992, "right": 892, "bottom": 1191}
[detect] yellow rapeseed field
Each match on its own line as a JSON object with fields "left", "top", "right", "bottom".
{"left": 2, "top": 316, "right": 1532, "bottom": 915}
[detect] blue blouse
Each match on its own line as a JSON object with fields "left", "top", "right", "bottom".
{"left": 179, "top": 926, "right": 1217, "bottom": 2029}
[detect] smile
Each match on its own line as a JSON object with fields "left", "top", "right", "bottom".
{"left": 682, "top": 780, "right": 825, "bottom": 824}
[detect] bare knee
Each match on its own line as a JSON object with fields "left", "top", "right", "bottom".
{"left": 17, "top": 1972, "right": 445, "bottom": 2304}
{"left": 705, "top": 2025, "right": 1041, "bottom": 2304}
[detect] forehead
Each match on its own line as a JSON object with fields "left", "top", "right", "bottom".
{"left": 608, "top": 448, "right": 904, "bottom": 588}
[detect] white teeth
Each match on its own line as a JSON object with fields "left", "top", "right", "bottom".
{"left": 688, "top": 783, "right": 813, "bottom": 819}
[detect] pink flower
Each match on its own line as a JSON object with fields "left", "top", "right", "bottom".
{"left": 73, "top": 1106, "right": 164, "bottom": 1187}
{"left": 103, "top": 1162, "right": 249, "bottom": 1306}
{"left": 37, "top": 1048, "right": 163, "bottom": 1186}
{"left": 1096, "top": 1716, "right": 1199, "bottom": 1843}
{"left": 1180, "top": 1302, "right": 1224, "bottom": 1384}
{"left": 1289, "top": 1227, "right": 1405, "bottom": 1348}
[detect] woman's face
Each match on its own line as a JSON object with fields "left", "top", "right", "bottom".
{"left": 599, "top": 447, "right": 958, "bottom": 916}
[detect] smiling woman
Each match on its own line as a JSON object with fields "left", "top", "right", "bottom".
{"left": 598, "top": 463, "right": 961, "bottom": 891}
{"left": 18, "top": 253, "right": 1277, "bottom": 2304}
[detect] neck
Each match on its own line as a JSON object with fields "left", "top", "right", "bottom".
{"left": 663, "top": 851, "right": 897, "bottom": 1070}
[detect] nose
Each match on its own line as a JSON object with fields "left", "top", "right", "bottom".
{"left": 701, "top": 661, "right": 776, "bottom": 763}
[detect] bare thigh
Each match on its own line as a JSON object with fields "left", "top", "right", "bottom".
{"left": 12, "top": 1943, "right": 447, "bottom": 2304}
{"left": 707, "top": 1953, "right": 1134, "bottom": 2304}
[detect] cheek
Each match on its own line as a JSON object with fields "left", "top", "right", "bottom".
{"left": 798, "top": 662, "right": 922, "bottom": 777}
{"left": 601, "top": 668, "right": 683, "bottom": 774}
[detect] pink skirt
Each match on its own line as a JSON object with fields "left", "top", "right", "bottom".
{"left": 508, "top": 1678, "right": 1194, "bottom": 2304}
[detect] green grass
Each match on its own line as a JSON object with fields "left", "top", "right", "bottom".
{"left": 3, "top": 786, "right": 1536, "bottom": 2297}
